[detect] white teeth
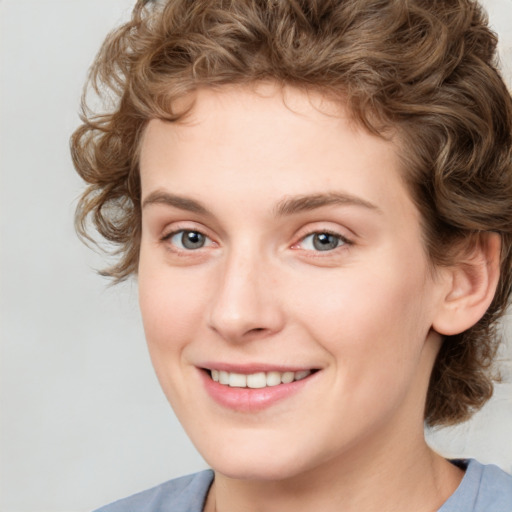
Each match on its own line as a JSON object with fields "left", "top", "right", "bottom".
{"left": 228, "top": 373, "right": 247, "bottom": 387}
{"left": 281, "top": 371, "right": 295, "bottom": 384}
{"left": 266, "top": 371, "right": 282, "bottom": 387}
{"left": 247, "top": 372, "right": 267, "bottom": 389}
{"left": 210, "top": 369, "right": 313, "bottom": 388}
{"left": 294, "top": 370, "right": 311, "bottom": 381}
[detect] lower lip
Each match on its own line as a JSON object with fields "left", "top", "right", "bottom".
{"left": 199, "top": 370, "right": 317, "bottom": 412}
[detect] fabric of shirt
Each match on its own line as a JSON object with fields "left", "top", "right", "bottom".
{"left": 438, "top": 459, "right": 512, "bottom": 511}
{"left": 93, "top": 459, "right": 512, "bottom": 512}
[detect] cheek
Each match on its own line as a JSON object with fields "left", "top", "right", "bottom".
{"left": 138, "top": 259, "right": 209, "bottom": 354}
{"left": 137, "top": 262, "right": 212, "bottom": 409}
{"left": 291, "top": 263, "right": 432, "bottom": 380}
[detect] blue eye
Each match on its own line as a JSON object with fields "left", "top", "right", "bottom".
{"left": 301, "top": 232, "right": 346, "bottom": 251}
{"left": 169, "top": 230, "right": 210, "bottom": 250}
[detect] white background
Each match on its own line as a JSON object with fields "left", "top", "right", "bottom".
{"left": 0, "top": 1, "right": 511, "bottom": 511}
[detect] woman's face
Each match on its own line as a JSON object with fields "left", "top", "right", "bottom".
{"left": 138, "top": 84, "right": 446, "bottom": 480}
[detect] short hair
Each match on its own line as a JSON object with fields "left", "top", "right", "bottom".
{"left": 71, "top": 0, "right": 512, "bottom": 426}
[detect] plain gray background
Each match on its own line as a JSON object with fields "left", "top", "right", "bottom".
{"left": 1, "top": 1, "right": 511, "bottom": 511}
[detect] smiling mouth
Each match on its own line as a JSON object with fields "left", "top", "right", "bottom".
{"left": 206, "top": 369, "right": 318, "bottom": 389}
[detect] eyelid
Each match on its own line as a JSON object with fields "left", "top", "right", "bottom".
{"left": 291, "top": 228, "right": 353, "bottom": 252}
{"left": 161, "top": 227, "right": 206, "bottom": 242}
{"left": 161, "top": 220, "right": 210, "bottom": 240}
{"left": 160, "top": 224, "right": 217, "bottom": 251}
{"left": 158, "top": 222, "right": 353, "bottom": 254}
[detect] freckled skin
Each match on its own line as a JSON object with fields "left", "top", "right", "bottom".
{"left": 137, "top": 84, "right": 463, "bottom": 511}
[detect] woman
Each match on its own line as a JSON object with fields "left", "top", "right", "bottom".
{"left": 72, "top": 0, "right": 512, "bottom": 510}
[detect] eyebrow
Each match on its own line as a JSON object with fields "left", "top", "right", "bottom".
{"left": 142, "top": 190, "right": 209, "bottom": 214}
{"left": 141, "top": 190, "right": 381, "bottom": 217}
{"left": 273, "top": 192, "right": 381, "bottom": 216}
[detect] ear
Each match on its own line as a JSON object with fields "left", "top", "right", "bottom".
{"left": 432, "top": 232, "right": 501, "bottom": 336}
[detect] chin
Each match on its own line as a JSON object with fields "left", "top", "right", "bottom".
{"left": 194, "top": 431, "right": 326, "bottom": 482}
{"left": 208, "top": 456, "right": 307, "bottom": 481}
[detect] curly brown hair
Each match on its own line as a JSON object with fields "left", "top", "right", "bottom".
{"left": 71, "top": 0, "right": 512, "bottom": 426}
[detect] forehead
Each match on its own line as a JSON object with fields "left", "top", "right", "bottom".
{"left": 139, "top": 84, "right": 415, "bottom": 220}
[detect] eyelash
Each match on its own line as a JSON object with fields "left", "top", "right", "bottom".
{"left": 160, "top": 227, "right": 352, "bottom": 254}
{"left": 294, "top": 230, "right": 351, "bottom": 253}
{"left": 160, "top": 228, "right": 215, "bottom": 252}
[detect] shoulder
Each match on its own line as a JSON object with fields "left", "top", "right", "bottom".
{"left": 439, "top": 459, "right": 512, "bottom": 512}
{"left": 474, "top": 461, "right": 512, "bottom": 510}
{"left": 92, "top": 470, "right": 214, "bottom": 512}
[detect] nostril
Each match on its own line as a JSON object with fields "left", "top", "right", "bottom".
{"left": 247, "top": 327, "right": 268, "bottom": 336}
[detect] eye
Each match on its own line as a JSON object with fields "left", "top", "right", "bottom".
{"left": 299, "top": 232, "right": 348, "bottom": 251}
{"left": 166, "top": 230, "right": 212, "bottom": 250}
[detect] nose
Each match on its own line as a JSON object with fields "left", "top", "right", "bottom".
{"left": 207, "top": 248, "right": 285, "bottom": 342}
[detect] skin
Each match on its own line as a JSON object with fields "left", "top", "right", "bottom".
{"left": 138, "top": 83, "right": 466, "bottom": 511}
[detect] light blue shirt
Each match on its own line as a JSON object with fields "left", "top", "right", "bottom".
{"left": 94, "top": 459, "right": 512, "bottom": 512}
{"left": 439, "top": 459, "right": 512, "bottom": 511}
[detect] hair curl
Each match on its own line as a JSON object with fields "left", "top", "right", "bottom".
{"left": 71, "top": 0, "right": 512, "bottom": 426}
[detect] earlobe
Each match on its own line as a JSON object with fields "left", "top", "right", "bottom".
{"left": 432, "top": 232, "right": 501, "bottom": 336}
